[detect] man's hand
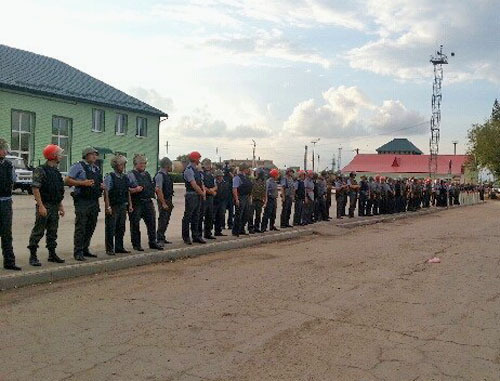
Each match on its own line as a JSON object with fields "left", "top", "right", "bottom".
{"left": 235, "top": 199, "right": 240, "bottom": 207}
{"left": 82, "top": 179, "right": 95, "bottom": 187}
{"left": 38, "top": 205, "right": 47, "bottom": 217}
{"left": 134, "top": 186, "right": 144, "bottom": 192}
{"left": 161, "top": 202, "right": 169, "bottom": 211}
{"left": 128, "top": 205, "right": 134, "bottom": 213}
{"left": 58, "top": 205, "right": 65, "bottom": 217}
{"left": 105, "top": 206, "right": 112, "bottom": 216}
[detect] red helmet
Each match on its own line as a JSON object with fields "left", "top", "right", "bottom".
{"left": 269, "top": 169, "right": 279, "bottom": 178}
{"left": 43, "top": 144, "right": 63, "bottom": 160}
{"left": 188, "top": 151, "right": 201, "bottom": 161}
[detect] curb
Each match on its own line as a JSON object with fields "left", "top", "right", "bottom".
{"left": 0, "top": 202, "right": 485, "bottom": 291}
{"left": 0, "top": 228, "right": 314, "bottom": 291}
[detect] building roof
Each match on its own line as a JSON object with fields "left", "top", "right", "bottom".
{"left": 376, "top": 138, "right": 423, "bottom": 155}
{"left": 0, "top": 44, "right": 167, "bottom": 117}
{"left": 342, "top": 154, "right": 469, "bottom": 175}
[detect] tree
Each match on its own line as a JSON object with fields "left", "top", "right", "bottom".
{"left": 467, "top": 100, "right": 500, "bottom": 179}
{"left": 176, "top": 154, "right": 189, "bottom": 162}
{"left": 492, "top": 98, "right": 500, "bottom": 122}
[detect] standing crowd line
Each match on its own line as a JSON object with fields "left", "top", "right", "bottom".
{"left": 0, "top": 140, "right": 484, "bottom": 271}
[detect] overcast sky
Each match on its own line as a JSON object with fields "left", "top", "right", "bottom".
{"left": 1, "top": 0, "right": 499, "bottom": 168}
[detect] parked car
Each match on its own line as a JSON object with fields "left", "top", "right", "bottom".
{"left": 6, "top": 155, "right": 33, "bottom": 194}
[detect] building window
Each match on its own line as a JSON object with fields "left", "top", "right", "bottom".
{"left": 136, "top": 117, "right": 147, "bottom": 137}
{"left": 11, "top": 110, "right": 35, "bottom": 164}
{"left": 115, "top": 113, "right": 127, "bottom": 135}
{"left": 92, "top": 109, "right": 105, "bottom": 132}
{"left": 52, "top": 116, "right": 72, "bottom": 173}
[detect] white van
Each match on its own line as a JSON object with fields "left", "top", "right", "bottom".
{"left": 6, "top": 155, "right": 33, "bottom": 194}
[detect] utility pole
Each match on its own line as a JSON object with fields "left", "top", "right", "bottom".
{"left": 354, "top": 148, "right": 359, "bottom": 155}
{"left": 337, "top": 146, "right": 342, "bottom": 172}
{"left": 429, "top": 45, "right": 454, "bottom": 178}
{"left": 311, "top": 138, "right": 320, "bottom": 172}
{"left": 317, "top": 154, "right": 320, "bottom": 170}
{"left": 304, "top": 145, "right": 308, "bottom": 171}
{"left": 252, "top": 139, "right": 256, "bottom": 168}
{"left": 165, "top": 140, "right": 169, "bottom": 155}
{"left": 452, "top": 140, "right": 458, "bottom": 155}
{"left": 331, "top": 154, "right": 336, "bottom": 172}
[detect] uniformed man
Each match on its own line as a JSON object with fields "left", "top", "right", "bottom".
{"left": 199, "top": 158, "right": 217, "bottom": 239}
{"left": 127, "top": 154, "right": 163, "bottom": 251}
{"left": 232, "top": 163, "right": 253, "bottom": 236}
{"left": 223, "top": 162, "right": 234, "bottom": 230}
{"left": 358, "top": 175, "right": 369, "bottom": 217}
{"left": 334, "top": 175, "right": 347, "bottom": 219}
{"left": 154, "top": 157, "right": 174, "bottom": 246}
{"left": 103, "top": 154, "right": 132, "bottom": 255}
{"left": 325, "top": 173, "right": 333, "bottom": 220}
{"left": 0, "top": 138, "right": 21, "bottom": 270}
{"left": 261, "top": 169, "right": 279, "bottom": 232}
{"left": 182, "top": 151, "right": 206, "bottom": 245}
{"left": 379, "top": 176, "right": 388, "bottom": 214}
{"left": 293, "top": 170, "right": 306, "bottom": 226}
{"left": 316, "top": 172, "right": 328, "bottom": 221}
{"left": 250, "top": 168, "right": 266, "bottom": 233}
{"left": 303, "top": 170, "right": 315, "bottom": 224}
{"left": 213, "top": 169, "right": 229, "bottom": 237}
{"left": 280, "top": 168, "right": 295, "bottom": 228}
{"left": 27, "top": 144, "right": 66, "bottom": 266}
{"left": 66, "top": 147, "right": 103, "bottom": 261}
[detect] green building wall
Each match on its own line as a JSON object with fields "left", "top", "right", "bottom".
{"left": 0, "top": 89, "right": 160, "bottom": 174}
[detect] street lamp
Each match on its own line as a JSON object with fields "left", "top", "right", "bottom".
{"left": 311, "top": 138, "right": 320, "bottom": 171}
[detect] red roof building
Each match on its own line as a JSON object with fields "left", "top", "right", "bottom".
{"left": 342, "top": 154, "right": 469, "bottom": 179}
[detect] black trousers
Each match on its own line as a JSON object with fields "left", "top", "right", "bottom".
{"left": 199, "top": 195, "right": 214, "bottom": 237}
{"left": 226, "top": 196, "right": 234, "bottom": 229}
{"left": 317, "top": 195, "right": 327, "bottom": 221}
{"left": 233, "top": 195, "right": 250, "bottom": 234}
{"left": 214, "top": 198, "right": 227, "bottom": 234}
{"left": 129, "top": 199, "right": 156, "bottom": 248}
{"left": 303, "top": 197, "right": 314, "bottom": 224}
{"left": 0, "top": 200, "right": 15, "bottom": 266}
{"left": 74, "top": 199, "right": 99, "bottom": 255}
{"left": 348, "top": 193, "right": 357, "bottom": 217}
{"left": 182, "top": 193, "right": 201, "bottom": 240}
{"left": 358, "top": 194, "right": 367, "bottom": 216}
{"left": 261, "top": 197, "right": 277, "bottom": 230}
{"left": 280, "top": 195, "right": 293, "bottom": 227}
{"left": 336, "top": 195, "right": 345, "bottom": 218}
{"left": 105, "top": 203, "right": 127, "bottom": 252}
{"left": 293, "top": 199, "right": 304, "bottom": 225}
{"left": 28, "top": 203, "right": 60, "bottom": 250}
{"left": 156, "top": 198, "right": 173, "bottom": 242}
{"left": 251, "top": 199, "right": 264, "bottom": 231}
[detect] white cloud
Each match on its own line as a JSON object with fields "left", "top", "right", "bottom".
{"left": 129, "top": 87, "right": 175, "bottom": 114}
{"left": 284, "top": 86, "right": 426, "bottom": 138}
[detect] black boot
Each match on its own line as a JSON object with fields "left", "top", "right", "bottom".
{"left": 29, "top": 248, "right": 41, "bottom": 267}
{"left": 48, "top": 249, "right": 65, "bottom": 263}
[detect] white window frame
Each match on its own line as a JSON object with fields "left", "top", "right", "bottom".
{"left": 51, "top": 116, "right": 72, "bottom": 173}
{"left": 92, "top": 109, "right": 105, "bottom": 132}
{"left": 136, "top": 117, "right": 147, "bottom": 137}
{"left": 115, "top": 113, "right": 128, "bottom": 135}
{"left": 11, "top": 110, "right": 35, "bottom": 164}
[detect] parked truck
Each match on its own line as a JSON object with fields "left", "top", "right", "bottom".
{"left": 6, "top": 155, "right": 33, "bottom": 194}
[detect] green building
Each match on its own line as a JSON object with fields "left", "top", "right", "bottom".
{"left": 0, "top": 44, "right": 167, "bottom": 174}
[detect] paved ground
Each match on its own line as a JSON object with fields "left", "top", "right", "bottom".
{"left": 0, "top": 202, "right": 498, "bottom": 380}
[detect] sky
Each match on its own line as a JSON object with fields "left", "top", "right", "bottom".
{"left": 1, "top": 0, "right": 499, "bottom": 169}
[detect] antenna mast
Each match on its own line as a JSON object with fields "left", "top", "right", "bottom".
{"left": 429, "top": 45, "right": 452, "bottom": 178}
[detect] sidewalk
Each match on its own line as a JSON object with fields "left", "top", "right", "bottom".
{"left": 0, "top": 202, "right": 484, "bottom": 290}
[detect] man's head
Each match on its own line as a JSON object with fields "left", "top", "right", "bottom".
{"left": 189, "top": 151, "right": 202, "bottom": 165}
{"left": 201, "top": 158, "right": 212, "bottom": 171}
{"left": 239, "top": 162, "right": 250, "bottom": 175}
{"left": 269, "top": 169, "right": 279, "bottom": 179}
{"left": 298, "top": 170, "right": 305, "bottom": 180}
{"left": 159, "top": 157, "right": 172, "bottom": 171}
{"left": 133, "top": 154, "right": 147, "bottom": 172}
{"left": 82, "top": 146, "right": 99, "bottom": 164}
{"left": 286, "top": 168, "right": 294, "bottom": 177}
{"left": 43, "top": 144, "right": 64, "bottom": 164}
{"left": 255, "top": 168, "right": 265, "bottom": 180}
{"left": 111, "top": 154, "right": 128, "bottom": 173}
{"left": 0, "top": 138, "right": 10, "bottom": 159}
{"left": 214, "top": 169, "right": 224, "bottom": 180}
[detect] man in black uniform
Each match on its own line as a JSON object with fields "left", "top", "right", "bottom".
{"left": 199, "top": 158, "right": 217, "bottom": 240}
{"left": 66, "top": 147, "right": 103, "bottom": 261}
{"left": 155, "top": 157, "right": 174, "bottom": 245}
{"left": 213, "top": 169, "right": 229, "bottom": 237}
{"left": 127, "top": 154, "right": 163, "bottom": 251}
{"left": 358, "top": 175, "right": 369, "bottom": 217}
{"left": 232, "top": 163, "right": 253, "bottom": 236}
{"left": 103, "top": 154, "right": 132, "bottom": 255}
{"left": 0, "top": 138, "right": 20, "bottom": 270}
{"left": 182, "top": 151, "right": 206, "bottom": 245}
{"left": 28, "top": 144, "right": 66, "bottom": 266}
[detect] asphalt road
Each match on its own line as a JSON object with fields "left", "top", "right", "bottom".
{"left": 0, "top": 202, "right": 498, "bottom": 380}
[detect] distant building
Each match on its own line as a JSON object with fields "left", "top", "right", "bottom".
{"left": 225, "top": 159, "right": 276, "bottom": 169}
{"left": 0, "top": 44, "right": 167, "bottom": 173}
{"left": 342, "top": 139, "right": 473, "bottom": 182}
